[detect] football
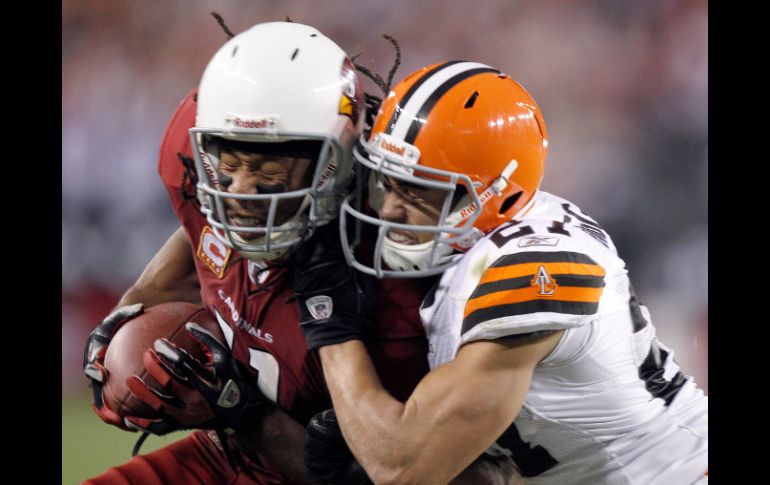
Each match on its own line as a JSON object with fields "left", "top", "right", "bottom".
{"left": 102, "top": 301, "right": 225, "bottom": 419}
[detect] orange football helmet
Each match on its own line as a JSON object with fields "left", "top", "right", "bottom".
{"left": 340, "top": 61, "right": 549, "bottom": 277}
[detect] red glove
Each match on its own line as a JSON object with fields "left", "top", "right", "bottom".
{"left": 123, "top": 339, "right": 217, "bottom": 435}
{"left": 125, "top": 322, "right": 269, "bottom": 436}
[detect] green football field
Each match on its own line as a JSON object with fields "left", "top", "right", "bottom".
{"left": 62, "top": 392, "right": 193, "bottom": 484}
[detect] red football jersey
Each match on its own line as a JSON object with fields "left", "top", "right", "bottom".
{"left": 87, "top": 89, "right": 447, "bottom": 485}
{"left": 158, "top": 87, "right": 432, "bottom": 426}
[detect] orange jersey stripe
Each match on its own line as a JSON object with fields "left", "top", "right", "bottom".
{"left": 479, "top": 262, "right": 605, "bottom": 286}
{"left": 464, "top": 285, "right": 604, "bottom": 318}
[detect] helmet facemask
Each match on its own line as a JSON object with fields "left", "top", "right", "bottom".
{"left": 191, "top": 128, "right": 346, "bottom": 262}
{"left": 190, "top": 21, "right": 365, "bottom": 263}
{"left": 340, "top": 61, "right": 547, "bottom": 278}
{"left": 340, "top": 134, "right": 486, "bottom": 278}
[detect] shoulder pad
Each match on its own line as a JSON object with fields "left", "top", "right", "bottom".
{"left": 462, "top": 250, "right": 606, "bottom": 337}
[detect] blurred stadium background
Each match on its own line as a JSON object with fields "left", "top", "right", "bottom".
{"left": 62, "top": 0, "right": 707, "bottom": 483}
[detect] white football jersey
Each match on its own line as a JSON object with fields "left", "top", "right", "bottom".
{"left": 420, "top": 191, "right": 708, "bottom": 484}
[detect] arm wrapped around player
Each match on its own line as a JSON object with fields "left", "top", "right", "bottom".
{"left": 83, "top": 303, "right": 145, "bottom": 431}
{"left": 126, "top": 321, "right": 271, "bottom": 436}
{"left": 293, "top": 222, "right": 379, "bottom": 351}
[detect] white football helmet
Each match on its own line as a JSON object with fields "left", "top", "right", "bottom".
{"left": 191, "top": 22, "right": 364, "bottom": 262}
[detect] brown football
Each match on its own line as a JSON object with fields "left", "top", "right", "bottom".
{"left": 102, "top": 301, "right": 225, "bottom": 419}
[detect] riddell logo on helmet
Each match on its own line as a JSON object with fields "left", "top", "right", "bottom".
{"left": 458, "top": 203, "right": 478, "bottom": 219}
{"left": 225, "top": 115, "right": 273, "bottom": 129}
{"left": 379, "top": 139, "right": 407, "bottom": 157}
{"left": 458, "top": 186, "right": 496, "bottom": 219}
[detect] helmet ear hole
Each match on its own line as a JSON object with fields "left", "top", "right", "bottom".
{"left": 464, "top": 91, "right": 479, "bottom": 109}
{"left": 499, "top": 191, "right": 522, "bottom": 214}
{"left": 451, "top": 184, "right": 469, "bottom": 209}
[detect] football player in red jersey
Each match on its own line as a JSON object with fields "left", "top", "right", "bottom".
{"left": 82, "top": 21, "right": 430, "bottom": 484}
{"left": 83, "top": 22, "right": 514, "bottom": 484}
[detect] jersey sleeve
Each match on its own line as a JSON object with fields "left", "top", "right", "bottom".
{"left": 460, "top": 249, "right": 606, "bottom": 345}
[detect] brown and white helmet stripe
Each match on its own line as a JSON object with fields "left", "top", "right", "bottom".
{"left": 382, "top": 61, "right": 501, "bottom": 145}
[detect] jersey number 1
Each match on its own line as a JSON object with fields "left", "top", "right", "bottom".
{"left": 248, "top": 348, "right": 280, "bottom": 403}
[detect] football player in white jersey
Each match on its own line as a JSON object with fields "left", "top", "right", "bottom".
{"left": 300, "top": 61, "right": 708, "bottom": 484}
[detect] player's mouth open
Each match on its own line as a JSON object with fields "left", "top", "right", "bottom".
{"left": 229, "top": 215, "right": 265, "bottom": 226}
{"left": 387, "top": 230, "right": 419, "bottom": 245}
{"left": 225, "top": 213, "right": 267, "bottom": 240}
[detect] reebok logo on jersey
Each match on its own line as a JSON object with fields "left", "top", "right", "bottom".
{"left": 197, "top": 226, "right": 231, "bottom": 278}
{"left": 518, "top": 235, "right": 559, "bottom": 247}
{"left": 531, "top": 265, "right": 557, "bottom": 296}
{"left": 306, "top": 295, "right": 333, "bottom": 320}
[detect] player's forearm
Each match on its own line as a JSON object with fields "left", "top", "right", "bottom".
{"left": 236, "top": 406, "right": 312, "bottom": 485}
{"left": 319, "top": 341, "right": 441, "bottom": 484}
{"left": 116, "top": 226, "right": 201, "bottom": 309}
{"left": 320, "top": 338, "right": 547, "bottom": 484}
{"left": 117, "top": 271, "right": 200, "bottom": 308}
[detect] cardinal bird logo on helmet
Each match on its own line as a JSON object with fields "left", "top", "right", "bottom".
{"left": 339, "top": 58, "right": 362, "bottom": 126}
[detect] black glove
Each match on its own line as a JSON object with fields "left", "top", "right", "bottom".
{"left": 305, "top": 409, "right": 372, "bottom": 485}
{"left": 126, "top": 322, "right": 270, "bottom": 436}
{"left": 83, "top": 303, "right": 145, "bottom": 431}
{"left": 293, "top": 221, "right": 378, "bottom": 350}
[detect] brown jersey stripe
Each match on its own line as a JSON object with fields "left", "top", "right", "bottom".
{"left": 471, "top": 273, "right": 605, "bottom": 300}
{"left": 471, "top": 275, "right": 533, "bottom": 299}
{"left": 462, "top": 300, "right": 600, "bottom": 334}
{"left": 480, "top": 262, "right": 605, "bottom": 286}
{"left": 491, "top": 251, "right": 598, "bottom": 267}
{"left": 464, "top": 286, "right": 604, "bottom": 318}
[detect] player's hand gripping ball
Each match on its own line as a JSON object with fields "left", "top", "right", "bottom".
{"left": 102, "top": 302, "right": 224, "bottom": 420}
